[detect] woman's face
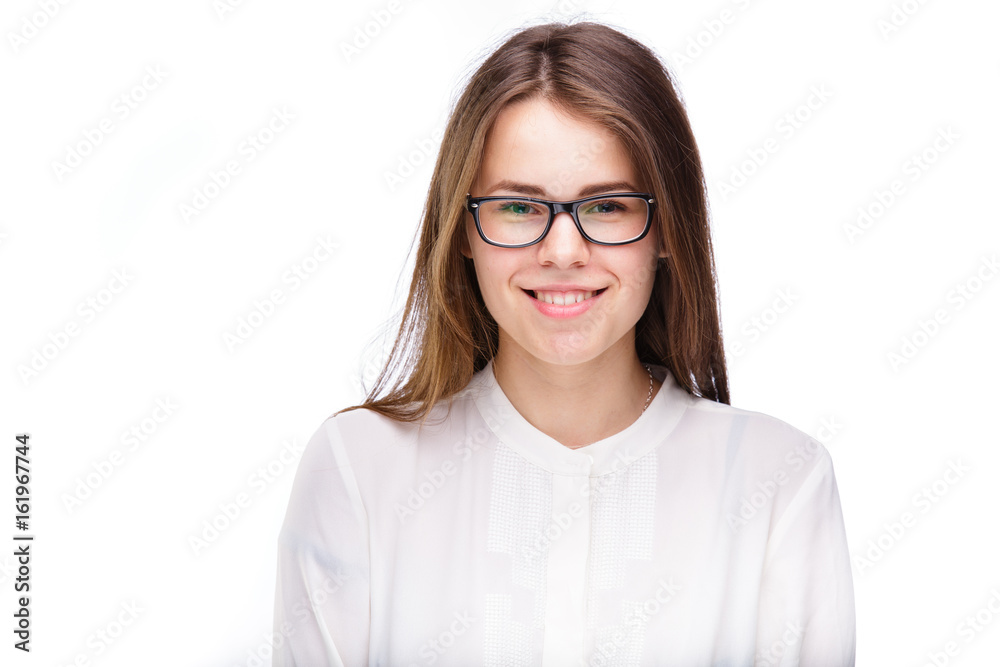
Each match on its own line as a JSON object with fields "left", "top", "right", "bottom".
{"left": 461, "top": 97, "right": 667, "bottom": 367}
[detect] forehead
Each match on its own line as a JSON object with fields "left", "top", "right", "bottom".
{"left": 476, "top": 97, "right": 638, "bottom": 200}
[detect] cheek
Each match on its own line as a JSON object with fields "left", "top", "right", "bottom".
{"left": 471, "top": 253, "right": 515, "bottom": 308}
{"left": 617, "top": 250, "right": 659, "bottom": 297}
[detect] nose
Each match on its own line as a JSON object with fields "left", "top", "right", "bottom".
{"left": 535, "top": 211, "right": 590, "bottom": 266}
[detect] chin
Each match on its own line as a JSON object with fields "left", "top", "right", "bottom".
{"left": 517, "top": 332, "right": 606, "bottom": 366}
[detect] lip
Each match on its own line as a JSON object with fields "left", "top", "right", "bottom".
{"left": 526, "top": 283, "right": 605, "bottom": 292}
{"left": 522, "top": 286, "right": 606, "bottom": 319}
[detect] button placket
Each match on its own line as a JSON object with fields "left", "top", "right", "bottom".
{"left": 540, "top": 468, "right": 592, "bottom": 665}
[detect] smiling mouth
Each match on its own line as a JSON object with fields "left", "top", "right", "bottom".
{"left": 523, "top": 288, "right": 607, "bottom": 305}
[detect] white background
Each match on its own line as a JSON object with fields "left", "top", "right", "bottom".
{"left": 1, "top": 0, "right": 998, "bottom": 664}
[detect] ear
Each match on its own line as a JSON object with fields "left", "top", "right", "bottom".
{"left": 650, "top": 210, "right": 670, "bottom": 259}
{"left": 656, "top": 217, "right": 669, "bottom": 259}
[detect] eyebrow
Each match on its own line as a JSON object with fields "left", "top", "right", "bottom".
{"left": 484, "top": 179, "right": 640, "bottom": 199}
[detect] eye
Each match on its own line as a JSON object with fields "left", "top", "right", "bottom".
{"left": 486, "top": 200, "right": 547, "bottom": 221}
{"left": 497, "top": 201, "right": 538, "bottom": 216}
{"left": 581, "top": 199, "right": 627, "bottom": 216}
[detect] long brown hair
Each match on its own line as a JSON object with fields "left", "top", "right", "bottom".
{"left": 337, "top": 20, "right": 729, "bottom": 425}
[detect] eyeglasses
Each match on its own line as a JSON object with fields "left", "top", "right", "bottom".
{"left": 465, "top": 192, "right": 656, "bottom": 248}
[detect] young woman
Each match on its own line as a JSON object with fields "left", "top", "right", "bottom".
{"left": 273, "top": 21, "right": 855, "bottom": 666}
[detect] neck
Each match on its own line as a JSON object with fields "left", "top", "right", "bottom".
{"left": 492, "top": 344, "right": 661, "bottom": 449}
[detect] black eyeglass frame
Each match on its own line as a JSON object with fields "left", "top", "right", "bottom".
{"left": 465, "top": 192, "right": 657, "bottom": 248}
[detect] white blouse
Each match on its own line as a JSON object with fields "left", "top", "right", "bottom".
{"left": 273, "top": 359, "right": 855, "bottom": 666}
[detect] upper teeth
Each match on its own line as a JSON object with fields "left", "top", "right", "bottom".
{"left": 533, "top": 290, "right": 596, "bottom": 305}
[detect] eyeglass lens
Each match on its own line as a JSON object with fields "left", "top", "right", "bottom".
{"left": 476, "top": 195, "right": 649, "bottom": 245}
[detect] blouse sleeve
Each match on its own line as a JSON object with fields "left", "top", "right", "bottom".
{"left": 272, "top": 417, "right": 371, "bottom": 666}
{"left": 754, "top": 445, "right": 856, "bottom": 666}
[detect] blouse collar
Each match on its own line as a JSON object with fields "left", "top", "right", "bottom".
{"left": 465, "top": 358, "right": 692, "bottom": 476}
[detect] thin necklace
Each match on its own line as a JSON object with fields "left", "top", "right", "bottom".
{"left": 641, "top": 363, "right": 653, "bottom": 413}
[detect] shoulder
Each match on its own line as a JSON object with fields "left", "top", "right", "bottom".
{"left": 673, "top": 388, "right": 836, "bottom": 488}
{"left": 298, "top": 395, "right": 478, "bottom": 473}
{"left": 654, "top": 364, "right": 820, "bottom": 453}
{"left": 667, "top": 394, "right": 847, "bottom": 542}
{"left": 297, "top": 408, "right": 415, "bottom": 470}
{"left": 689, "top": 391, "right": 819, "bottom": 442}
